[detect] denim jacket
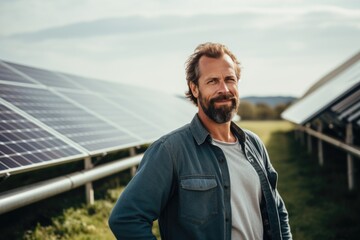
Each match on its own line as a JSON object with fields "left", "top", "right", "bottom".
{"left": 109, "top": 115, "right": 292, "bottom": 240}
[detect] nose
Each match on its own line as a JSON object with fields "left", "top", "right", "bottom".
{"left": 217, "top": 80, "right": 230, "bottom": 94}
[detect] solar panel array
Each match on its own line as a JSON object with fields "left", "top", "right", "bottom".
{"left": 331, "top": 88, "right": 360, "bottom": 125}
{"left": 282, "top": 53, "right": 360, "bottom": 126}
{"left": 0, "top": 60, "right": 195, "bottom": 175}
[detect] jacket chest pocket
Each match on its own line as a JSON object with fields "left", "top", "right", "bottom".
{"left": 179, "top": 176, "right": 218, "bottom": 225}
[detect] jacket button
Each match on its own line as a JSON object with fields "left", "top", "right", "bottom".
{"left": 224, "top": 185, "right": 229, "bottom": 189}
{"left": 225, "top": 218, "right": 229, "bottom": 222}
{"left": 218, "top": 157, "right": 224, "bottom": 163}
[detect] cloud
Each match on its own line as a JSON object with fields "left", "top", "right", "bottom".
{"left": 7, "top": 7, "right": 360, "bottom": 42}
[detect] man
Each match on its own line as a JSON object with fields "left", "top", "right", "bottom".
{"left": 109, "top": 43, "right": 292, "bottom": 240}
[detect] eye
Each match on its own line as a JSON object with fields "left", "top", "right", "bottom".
{"left": 226, "top": 78, "right": 237, "bottom": 83}
{"left": 207, "top": 79, "right": 217, "bottom": 84}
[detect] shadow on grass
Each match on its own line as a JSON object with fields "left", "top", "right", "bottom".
{"left": 268, "top": 130, "right": 360, "bottom": 240}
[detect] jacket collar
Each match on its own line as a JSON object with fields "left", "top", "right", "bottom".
{"left": 190, "top": 114, "right": 246, "bottom": 146}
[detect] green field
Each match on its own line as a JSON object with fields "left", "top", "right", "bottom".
{"left": 10, "top": 121, "right": 360, "bottom": 239}
{"left": 237, "top": 120, "right": 294, "bottom": 145}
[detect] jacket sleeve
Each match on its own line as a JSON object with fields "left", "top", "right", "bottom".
{"left": 108, "top": 139, "right": 175, "bottom": 239}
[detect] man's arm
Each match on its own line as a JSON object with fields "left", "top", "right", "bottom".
{"left": 108, "top": 139, "right": 174, "bottom": 239}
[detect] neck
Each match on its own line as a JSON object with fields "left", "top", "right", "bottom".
{"left": 197, "top": 111, "right": 236, "bottom": 143}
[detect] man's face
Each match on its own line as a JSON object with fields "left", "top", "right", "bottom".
{"left": 191, "top": 54, "right": 240, "bottom": 124}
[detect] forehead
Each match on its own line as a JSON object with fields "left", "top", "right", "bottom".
{"left": 198, "top": 54, "right": 236, "bottom": 76}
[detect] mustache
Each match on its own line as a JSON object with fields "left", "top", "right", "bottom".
{"left": 210, "top": 94, "right": 236, "bottom": 103}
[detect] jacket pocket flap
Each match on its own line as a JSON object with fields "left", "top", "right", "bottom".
{"left": 180, "top": 178, "right": 217, "bottom": 191}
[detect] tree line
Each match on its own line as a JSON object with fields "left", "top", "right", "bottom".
{"left": 237, "top": 101, "right": 292, "bottom": 120}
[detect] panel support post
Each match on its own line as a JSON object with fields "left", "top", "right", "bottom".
{"left": 300, "top": 128, "right": 305, "bottom": 146}
{"left": 294, "top": 128, "right": 299, "bottom": 141}
{"left": 317, "top": 122, "right": 324, "bottom": 166}
{"left": 129, "top": 147, "right": 137, "bottom": 177}
{"left": 306, "top": 125, "right": 312, "bottom": 154}
{"left": 346, "top": 123, "right": 355, "bottom": 191}
{"left": 84, "top": 157, "right": 94, "bottom": 205}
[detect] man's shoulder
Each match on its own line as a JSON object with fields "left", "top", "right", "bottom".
{"left": 243, "top": 129, "right": 261, "bottom": 141}
{"left": 241, "top": 128, "right": 265, "bottom": 149}
{"left": 155, "top": 123, "right": 192, "bottom": 146}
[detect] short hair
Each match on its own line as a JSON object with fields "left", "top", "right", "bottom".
{"left": 185, "top": 42, "right": 241, "bottom": 105}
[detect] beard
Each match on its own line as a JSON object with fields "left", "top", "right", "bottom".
{"left": 199, "top": 92, "right": 239, "bottom": 124}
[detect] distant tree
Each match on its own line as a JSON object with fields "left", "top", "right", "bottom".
{"left": 273, "top": 102, "right": 292, "bottom": 119}
{"left": 238, "top": 101, "right": 256, "bottom": 120}
{"left": 255, "top": 103, "right": 274, "bottom": 120}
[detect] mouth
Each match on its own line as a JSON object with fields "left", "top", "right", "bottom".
{"left": 214, "top": 99, "right": 233, "bottom": 104}
{"left": 212, "top": 94, "right": 236, "bottom": 104}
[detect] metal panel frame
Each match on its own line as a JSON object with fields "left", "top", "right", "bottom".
{"left": 0, "top": 154, "right": 143, "bottom": 214}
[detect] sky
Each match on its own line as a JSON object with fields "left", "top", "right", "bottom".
{"left": 0, "top": 0, "right": 359, "bottom": 98}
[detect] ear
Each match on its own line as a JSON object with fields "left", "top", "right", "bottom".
{"left": 189, "top": 81, "right": 199, "bottom": 98}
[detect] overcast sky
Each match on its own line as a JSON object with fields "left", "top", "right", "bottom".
{"left": 1, "top": 0, "right": 359, "bottom": 98}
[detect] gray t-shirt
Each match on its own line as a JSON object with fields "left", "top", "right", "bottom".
{"left": 212, "top": 138, "right": 263, "bottom": 240}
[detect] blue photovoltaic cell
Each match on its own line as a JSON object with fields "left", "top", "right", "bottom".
{"left": 60, "top": 90, "right": 163, "bottom": 140}
{"left": 6, "top": 62, "right": 83, "bottom": 90}
{"left": 0, "top": 84, "right": 142, "bottom": 153}
{"left": 0, "top": 103, "right": 84, "bottom": 174}
{"left": 0, "top": 62, "right": 35, "bottom": 84}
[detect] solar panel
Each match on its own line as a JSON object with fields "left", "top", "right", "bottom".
{"left": 348, "top": 109, "right": 360, "bottom": 122}
{"left": 0, "top": 84, "right": 144, "bottom": 153}
{"left": 282, "top": 59, "right": 360, "bottom": 125}
{"left": 0, "top": 61, "right": 36, "bottom": 84}
{"left": 0, "top": 59, "right": 195, "bottom": 175}
{"left": 103, "top": 87, "right": 193, "bottom": 131}
{"left": 62, "top": 73, "right": 195, "bottom": 132}
{"left": 331, "top": 89, "right": 360, "bottom": 113}
{"left": 61, "top": 73, "right": 161, "bottom": 98}
{"left": 339, "top": 102, "right": 360, "bottom": 121}
{"left": 0, "top": 102, "right": 86, "bottom": 175}
{"left": 59, "top": 90, "right": 164, "bottom": 140}
{"left": 6, "top": 61, "right": 83, "bottom": 90}
{"left": 60, "top": 73, "right": 119, "bottom": 94}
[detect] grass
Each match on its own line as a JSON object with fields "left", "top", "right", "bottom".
{"left": 20, "top": 187, "right": 161, "bottom": 240}
{"left": 237, "top": 120, "right": 294, "bottom": 145}
{"left": 23, "top": 188, "right": 121, "bottom": 240}
{"left": 5, "top": 121, "right": 360, "bottom": 239}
